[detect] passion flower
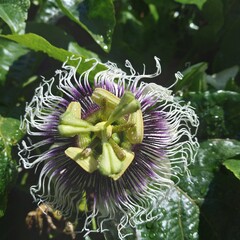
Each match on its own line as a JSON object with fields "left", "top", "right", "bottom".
{"left": 19, "top": 56, "right": 199, "bottom": 239}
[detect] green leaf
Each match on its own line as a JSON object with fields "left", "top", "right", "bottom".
{"left": 200, "top": 170, "right": 240, "bottom": 239}
{"left": 26, "top": 22, "right": 100, "bottom": 64}
{"left": 136, "top": 186, "right": 199, "bottom": 240}
{"left": 0, "top": 0, "right": 30, "bottom": 33}
{"left": 175, "top": 62, "right": 208, "bottom": 92}
{"left": 34, "top": 0, "right": 63, "bottom": 23}
{"left": 177, "top": 139, "right": 240, "bottom": 239}
{"left": 0, "top": 38, "right": 28, "bottom": 84}
{"left": 103, "top": 139, "right": 240, "bottom": 239}
{"left": 206, "top": 65, "right": 239, "bottom": 90}
{"left": 0, "top": 33, "right": 107, "bottom": 80}
{"left": 174, "top": 0, "right": 207, "bottom": 9}
{"left": 178, "top": 139, "right": 240, "bottom": 204}
{"left": 223, "top": 159, "right": 240, "bottom": 180}
{"left": 102, "top": 185, "right": 199, "bottom": 240}
{"left": 26, "top": 22, "right": 75, "bottom": 49}
{"left": 68, "top": 42, "right": 99, "bottom": 60}
{"left": 196, "top": 140, "right": 240, "bottom": 239}
{"left": 135, "top": 139, "right": 240, "bottom": 239}
{"left": 56, "top": 0, "right": 116, "bottom": 52}
{"left": 185, "top": 91, "right": 240, "bottom": 139}
{"left": 0, "top": 116, "right": 24, "bottom": 217}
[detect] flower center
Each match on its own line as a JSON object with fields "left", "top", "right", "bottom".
{"left": 58, "top": 88, "right": 144, "bottom": 180}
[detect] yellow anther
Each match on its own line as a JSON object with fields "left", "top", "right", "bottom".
{"left": 91, "top": 88, "right": 120, "bottom": 109}
{"left": 65, "top": 101, "right": 81, "bottom": 119}
{"left": 65, "top": 147, "right": 97, "bottom": 173}
{"left": 58, "top": 123, "right": 97, "bottom": 137}
{"left": 126, "top": 109, "right": 144, "bottom": 144}
{"left": 58, "top": 102, "right": 98, "bottom": 137}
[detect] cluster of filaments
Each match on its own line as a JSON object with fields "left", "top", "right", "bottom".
{"left": 58, "top": 87, "right": 144, "bottom": 180}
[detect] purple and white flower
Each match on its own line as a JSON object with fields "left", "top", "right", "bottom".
{"left": 19, "top": 56, "right": 199, "bottom": 239}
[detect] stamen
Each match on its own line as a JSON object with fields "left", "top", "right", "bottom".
{"left": 58, "top": 102, "right": 98, "bottom": 137}
{"left": 126, "top": 109, "right": 144, "bottom": 144}
{"left": 91, "top": 88, "right": 120, "bottom": 109}
{"left": 58, "top": 122, "right": 97, "bottom": 137}
{"left": 65, "top": 147, "right": 98, "bottom": 173}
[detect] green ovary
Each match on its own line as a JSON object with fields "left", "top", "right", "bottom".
{"left": 58, "top": 88, "right": 144, "bottom": 180}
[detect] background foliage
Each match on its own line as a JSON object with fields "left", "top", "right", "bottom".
{"left": 0, "top": 0, "right": 240, "bottom": 239}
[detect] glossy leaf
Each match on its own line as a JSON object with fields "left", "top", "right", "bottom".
{"left": 91, "top": 139, "right": 240, "bottom": 239}
{"left": 0, "top": 38, "right": 28, "bottom": 84}
{"left": 174, "top": 0, "right": 207, "bottom": 9}
{"left": 223, "top": 159, "right": 240, "bottom": 180}
{"left": 186, "top": 91, "right": 240, "bottom": 140}
{"left": 136, "top": 186, "right": 199, "bottom": 240}
{"left": 103, "top": 197, "right": 195, "bottom": 240}
{"left": 0, "top": 116, "right": 24, "bottom": 217}
{"left": 206, "top": 65, "right": 239, "bottom": 90}
{"left": 178, "top": 139, "right": 240, "bottom": 204}
{"left": 68, "top": 42, "right": 99, "bottom": 60}
{"left": 26, "top": 22, "right": 100, "bottom": 63}
{"left": 56, "top": 0, "right": 115, "bottom": 52}
{"left": 0, "top": 0, "right": 30, "bottom": 33}
{"left": 199, "top": 172, "right": 240, "bottom": 239}
{"left": 174, "top": 62, "right": 208, "bottom": 92}
{"left": 34, "top": 0, "right": 63, "bottom": 23}
{"left": 131, "top": 139, "right": 240, "bottom": 239}
{"left": 26, "top": 22, "right": 75, "bottom": 49}
{"left": 0, "top": 33, "right": 107, "bottom": 80}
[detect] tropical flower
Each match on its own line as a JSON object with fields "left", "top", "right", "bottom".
{"left": 19, "top": 56, "right": 199, "bottom": 239}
